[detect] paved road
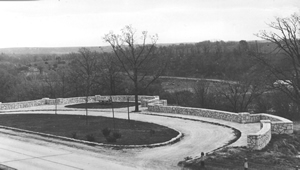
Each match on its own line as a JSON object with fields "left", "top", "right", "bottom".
{"left": 0, "top": 130, "right": 136, "bottom": 170}
{"left": 0, "top": 105, "right": 260, "bottom": 170}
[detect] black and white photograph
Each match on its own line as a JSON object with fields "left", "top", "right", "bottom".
{"left": 0, "top": 0, "right": 299, "bottom": 169}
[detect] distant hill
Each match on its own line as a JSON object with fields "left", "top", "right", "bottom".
{"left": 0, "top": 40, "right": 272, "bottom": 55}
{"left": 0, "top": 46, "right": 113, "bottom": 55}
{"left": 0, "top": 44, "right": 175, "bottom": 55}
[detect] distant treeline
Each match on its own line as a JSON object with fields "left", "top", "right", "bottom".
{"left": 1, "top": 40, "right": 295, "bottom": 119}
{"left": 0, "top": 40, "right": 279, "bottom": 102}
{"left": 160, "top": 40, "right": 278, "bottom": 80}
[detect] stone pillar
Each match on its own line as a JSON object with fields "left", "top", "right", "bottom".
{"left": 141, "top": 99, "right": 147, "bottom": 107}
{"left": 161, "top": 100, "right": 168, "bottom": 106}
{"left": 56, "top": 98, "right": 63, "bottom": 105}
{"left": 42, "top": 98, "right": 50, "bottom": 104}
{"left": 260, "top": 120, "right": 271, "bottom": 128}
{"left": 95, "top": 95, "right": 101, "bottom": 101}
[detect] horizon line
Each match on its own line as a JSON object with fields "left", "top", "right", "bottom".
{"left": 0, "top": 39, "right": 267, "bottom": 49}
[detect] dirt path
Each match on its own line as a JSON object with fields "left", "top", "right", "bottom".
{"left": 0, "top": 105, "right": 259, "bottom": 169}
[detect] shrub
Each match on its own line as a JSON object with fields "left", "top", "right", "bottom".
{"left": 86, "top": 134, "right": 96, "bottom": 142}
{"left": 102, "top": 128, "right": 111, "bottom": 137}
{"left": 106, "top": 136, "right": 117, "bottom": 143}
{"left": 113, "top": 131, "right": 122, "bottom": 139}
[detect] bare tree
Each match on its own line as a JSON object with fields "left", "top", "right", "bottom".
{"left": 256, "top": 13, "right": 300, "bottom": 107}
{"left": 70, "top": 48, "right": 99, "bottom": 124}
{"left": 98, "top": 53, "right": 123, "bottom": 95}
{"left": 56, "top": 66, "right": 70, "bottom": 98}
{"left": 43, "top": 70, "right": 59, "bottom": 98}
{"left": 193, "top": 81, "right": 211, "bottom": 108}
{"left": 217, "top": 79, "right": 264, "bottom": 113}
{"left": 104, "top": 25, "right": 167, "bottom": 112}
{"left": 0, "top": 69, "right": 15, "bottom": 102}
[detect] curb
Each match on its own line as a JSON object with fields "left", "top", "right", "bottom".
{"left": 0, "top": 115, "right": 183, "bottom": 149}
{"left": 139, "top": 111, "right": 242, "bottom": 151}
{"left": 138, "top": 111, "right": 244, "bottom": 169}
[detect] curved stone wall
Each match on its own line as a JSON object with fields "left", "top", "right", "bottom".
{"left": 0, "top": 95, "right": 293, "bottom": 150}
{"left": 0, "top": 95, "right": 158, "bottom": 111}
{"left": 247, "top": 120, "right": 271, "bottom": 150}
{"left": 148, "top": 105, "right": 243, "bottom": 123}
{"left": 147, "top": 104, "right": 293, "bottom": 134}
{"left": 0, "top": 99, "right": 46, "bottom": 110}
{"left": 145, "top": 99, "right": 293, "bottom": 150}
{"left": 259, "top": 114, "right": 293, "bottom": 134}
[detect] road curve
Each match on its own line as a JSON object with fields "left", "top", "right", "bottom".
{"left": 0, "top": 106, "right": 237, "bottom": 170}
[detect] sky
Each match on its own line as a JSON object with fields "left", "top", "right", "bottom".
{"left": 0, "top": 0, "right": 299, "bottom": 48}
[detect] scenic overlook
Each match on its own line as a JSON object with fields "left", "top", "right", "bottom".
{"left": 0, "top": 0, "right": 299, "bottom": 169}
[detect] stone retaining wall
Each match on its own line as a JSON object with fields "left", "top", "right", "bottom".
{"left": 148, "top": 105, "right": 244, "bottom": 123}
{"left": 260, "top": 114, "right": 293, "bottom": 134}
{"left": 0, "top": 95, "right": 294, "bottom": 151}
{"left": 0, "top": 99, "right": 46, "bottom": 110}
{"left": 0, "top": 95, "right": 158, "bottom": 110}
{"left": 45, "top": 96, "right": 97, "bottom": 105}
{"left": 247, "top": 113, "right": 293, "bottom": 134}
{"left": 247, "top": 120, "right": 272, "bottom": 150}
{"left": 147, "top": 104, "right": 293, "bottom": 134}
{"left": 147, "top": 101, "right": 293, "bottom": 150}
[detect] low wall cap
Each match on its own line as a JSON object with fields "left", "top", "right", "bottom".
{"left": 260, "top": 120, "right": 271, "bottom": 123}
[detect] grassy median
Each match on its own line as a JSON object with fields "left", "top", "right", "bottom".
{"left": 0, "top": 114, "right": 179, "bottom": 145}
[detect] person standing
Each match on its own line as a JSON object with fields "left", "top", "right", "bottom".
{"left": 200, "top": 152, "right": 205, "bottom": 168}
{"left": 244, "top": 158, "right": 248, "bottom": 170}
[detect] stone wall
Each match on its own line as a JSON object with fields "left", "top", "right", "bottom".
{"left": 0, "top": 99, "right": 46, "bottom": 110}
{"left": 148, "top": 105, "right": 244, "bottom": 123}
{"left": 0, "top": 95, "right": 158, "bottom": 110}
{"left": 259, "top": 114, "right": 293, "bottom": 134}
{"left": 95, "top": 95, "right": 158, "bottom": 103}
{"left": 42, "top": 95, "right": 158, "bottom": 106}
{"left": 147, "top": 101, "right": 294, "bottom": 150}
{"left": 44, "top": 97, "right": 97, "bottom": 105}
{"left": 148, "top": 104, "right": 294, "bottom": 134}
{"left": 0, "top": 95, "right": 294, "bottom": 151}
{"left": 249, "top": 113, "right": 293, "bottom": 134}
{"left": 247, "top": 120, "right": 272, "bottom": 150}
{"left": 141, "top": 96, "right": 167, "bottom": 107}
{"left": 147, "top": 105, "right": 257, "bottom": 124}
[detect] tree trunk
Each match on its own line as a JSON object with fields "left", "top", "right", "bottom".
{"left": 134, "top": 80, "right": 139, "bottom": 112}
{"left": 85, "top": 96, "right": 88, "bottom": 125}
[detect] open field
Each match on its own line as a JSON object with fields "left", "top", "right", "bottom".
{"left": 159, "top": 76, "right": 235, "bottom": 93}
{"left": 0, "top": 114, "right": 179, "bottom": 145}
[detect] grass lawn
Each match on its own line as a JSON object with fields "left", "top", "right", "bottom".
{"left": 0, "top": 114, "right": 179, "bottom": 145}
{"left": 65, "top": 102, "right": 138, "bottom": 109}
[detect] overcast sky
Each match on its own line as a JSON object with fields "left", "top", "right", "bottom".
{"left": 0, "top": 0, "right": 298, "bottom": 48}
